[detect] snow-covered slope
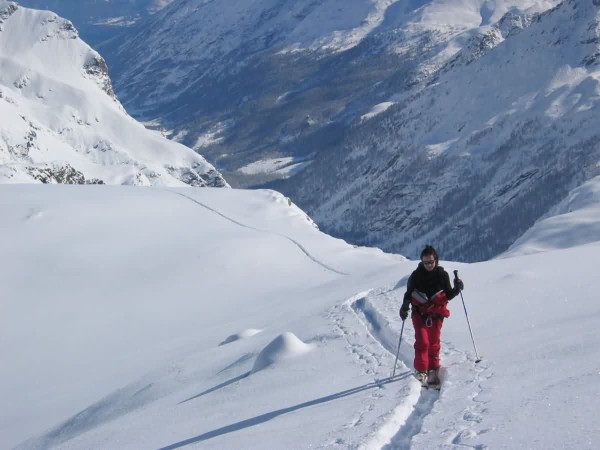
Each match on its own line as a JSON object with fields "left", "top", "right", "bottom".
{"left": 101, "top": 0, "right": 559, "bottom": 169}
{"left": 0, "top": 1, "right": 226, "bottom": 187}
{"left": 2, "top": 182, "right": 600, "bottom": 449}
{"left": 283, "top": 0, "right": 600, "bottom": 261}
{"left": 502, "top": 174, "right": 600, "bottom": 257}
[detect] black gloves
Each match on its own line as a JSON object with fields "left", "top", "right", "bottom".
{"left": 454, "top": 278, "right": 464, "bottom": 292}
{"left": 399, "top": 307, "right": 409, "bottom": 321}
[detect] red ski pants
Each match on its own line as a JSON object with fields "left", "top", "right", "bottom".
{"left": 412, "top": 313, "right": 443, "bottom": 372}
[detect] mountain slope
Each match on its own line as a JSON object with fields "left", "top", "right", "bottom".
{"left": 0, "top": 1, "right": 226, "bottom": 187}
{"left": 280, "top": 0, "right": 600, "bottom": 261}
{"left": 100, "top": 0, "right": 558, "bottom": 175}
{"left": 15, "top": 0, "right": 175, "bottom": 46}
{"left": 97, "top": 0, "right": 592, "bottom": 261}
{"left": 501, "top": 174, "right": 600, "bottom": 257}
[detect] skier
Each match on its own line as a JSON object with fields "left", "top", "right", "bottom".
{"left": 399, "top": 245, "right": 463, "bottom": 387}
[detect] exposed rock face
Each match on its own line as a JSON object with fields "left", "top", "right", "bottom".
{"left": 26, "top": 163, "right": 94, "bottom": 184}
{"left": 83, "top": 55, "right": 116, "bottom": 99}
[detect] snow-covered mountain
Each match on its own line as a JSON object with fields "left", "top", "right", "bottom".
{"left": 284, "top": 0, "right": 600, "bottom": 261}
{"left": 15, "top": 0, "right": 175, "bottom": 45}
{"left": 102, "top": 0, "right": 559, "bottom": 108}
{"left": 97, "top": 0, "right": 600, "bottom": 261}
{"left": 2, "top": 180, "right": 600, "bottom": 449}
{"left": 0, "top": 1, "right": 226, "bottom": 187}
{"left": 5, "top": 3, "right": 600, "bottom": 448}
{"left": 102, "top": 0, "right": 559, "bottom": 174}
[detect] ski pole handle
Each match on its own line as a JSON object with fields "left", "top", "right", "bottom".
{"left": 453, "top": 270, "right": 464, "bottom": 292}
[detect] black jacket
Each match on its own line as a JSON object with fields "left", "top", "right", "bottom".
{"left": 401, "top": 263, "right": 459, "bottom": 310}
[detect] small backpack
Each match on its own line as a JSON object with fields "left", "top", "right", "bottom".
{"left": 410, "top": 289, "right": 450, "bottom": 318}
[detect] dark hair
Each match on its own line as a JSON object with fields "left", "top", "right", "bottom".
{"left": 420, "top": 244, "right": 439, "bottom": 262}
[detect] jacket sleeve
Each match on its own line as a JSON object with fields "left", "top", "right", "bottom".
{"left": 401, "top": 273, "right": 414, "bottom": 310}
{"left": 442, "top": 270, "right": 459, "bottom": 300}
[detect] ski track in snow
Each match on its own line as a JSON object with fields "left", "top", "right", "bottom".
{"left": 332, "top": 287, "right": 493, "bottom": 450}
{"left": 348, "top": 289, "right": 439, "bottom": 449}
{"left": 173, "top": 191, "right": 348, "bottom": 276}
{"left": 325, "top": 291, "right": 416, "bottom": 450}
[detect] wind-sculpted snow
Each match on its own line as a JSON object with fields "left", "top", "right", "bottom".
{"left": 252, "top": 332, "right": 314, "bottom": 372}
{"left": 16, "top": 378, "right": 165, "bottom": 450}
{"left": 219, "top": 328, "right": 263, "bottom": 346}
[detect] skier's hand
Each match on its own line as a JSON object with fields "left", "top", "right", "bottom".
{"left": 399, "top": 308, "right": 409, "bottom": 321}
{"left": 454, "top": 278, "right": 464, "bottom": 292}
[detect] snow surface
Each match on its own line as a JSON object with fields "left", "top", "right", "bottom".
{"left": 2, "top": 182, "right": 600, "bottom": 449}
{"left": 238, "top": 157, "right": 313, "bottom": 177}
{"left": 502, "top": 174, "right": 600, "bottom": 258}
{"left": 360, "top": 102, "right": 395, "bottom": 122}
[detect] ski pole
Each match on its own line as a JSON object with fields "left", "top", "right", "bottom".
{"left": 391, "top": 319, "right": 405, "bottom": 377}
{"left": 454, "top": 270, "right": 482, "bottom": 363}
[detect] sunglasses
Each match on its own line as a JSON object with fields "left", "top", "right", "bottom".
{"left": 422, "top": 260, "right": 436, "bottom": 266}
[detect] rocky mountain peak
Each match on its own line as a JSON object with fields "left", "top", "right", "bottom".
{"left": 0, "top": 2, "right": 227, "bottom": 187}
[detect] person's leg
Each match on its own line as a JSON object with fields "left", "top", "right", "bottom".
{"left": 412, "top": 313, "right": 429, "bottom": 372}
{"left": 427, "top": 318, "right": 443, "bottom": 370}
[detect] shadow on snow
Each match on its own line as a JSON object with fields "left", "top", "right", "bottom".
{"left": 158, "top": 371, "right": 412, "bottom": 450}
{"left": 178, "top": 371, "right": 251, "bottom": 405}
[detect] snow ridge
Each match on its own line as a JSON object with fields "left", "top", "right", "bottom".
{"left": 174, "top": 191, "right": 349, "bottom": 275}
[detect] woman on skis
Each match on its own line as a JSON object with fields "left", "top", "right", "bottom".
{"left": 399, "top": 245, "right": 463, "bottom": 387}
